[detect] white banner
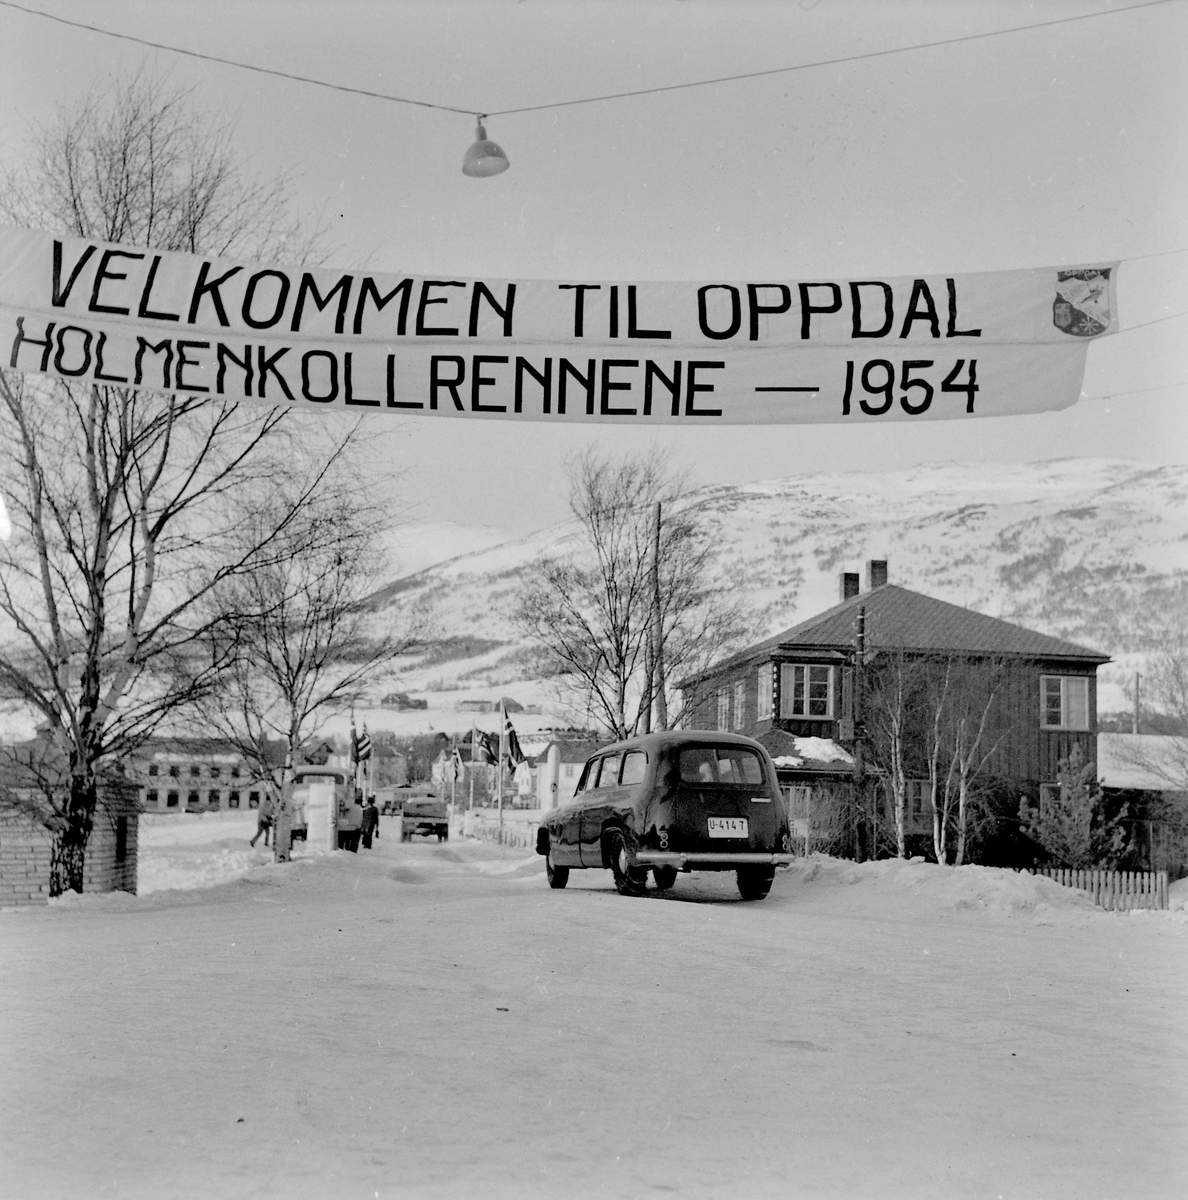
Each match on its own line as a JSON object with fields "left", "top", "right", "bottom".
{"left": 1, "top": 225, "right": 1119, "bottom": 424}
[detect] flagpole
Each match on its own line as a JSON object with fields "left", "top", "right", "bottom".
{"left": 497, "top": 700, "right": 505, "bottom": 843}
{"left": 469, "top": 718, "right": 476, "bottom": 812}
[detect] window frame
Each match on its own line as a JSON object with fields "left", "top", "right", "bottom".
{"left": 716, "top": 688, "right": 730, "bottom": 731}
{"left": 1039, "top": 674, "right": 1090, "bottom": 730}
{"left": 779, "top": 663, "right": 836, "bottom": 720}
{"left": 732, "top": 680, "right": 746, "bottom": 730}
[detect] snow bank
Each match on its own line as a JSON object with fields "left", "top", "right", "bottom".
{"left": 784, "top": 854, "right": 1188, "bottom": 921}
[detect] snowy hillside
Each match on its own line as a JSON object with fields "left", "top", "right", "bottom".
{"left": 370, "top": 458, "right": 1188, "bottom": 715}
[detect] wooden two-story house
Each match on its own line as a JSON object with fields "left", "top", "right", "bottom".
{"left": 677, "top": 561, "right": 1110, "bottom": 858}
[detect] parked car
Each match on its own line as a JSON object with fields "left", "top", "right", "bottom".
{"left": 536, "top": 731, "right": 793, "bottom": 900}
{"left": 400, "top": 794, "right": 449, "bottom": 842}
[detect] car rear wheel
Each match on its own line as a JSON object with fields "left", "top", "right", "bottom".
{"left": 546, "top": 851, "right": 569, "bottom": 890}
{"left": 652, "top": 865, "right": 678, "bottom": 891}
{"left": 737, "top": 866, "right": 775, "bottom": 900}
{"left": 607, "top": 829, "right": 648, "bottom": 896}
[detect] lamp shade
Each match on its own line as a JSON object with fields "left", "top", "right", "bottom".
{"left": 462, "top": 123, "right": 509, "bottom": 177}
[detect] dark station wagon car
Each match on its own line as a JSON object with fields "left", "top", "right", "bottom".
{"left": 536, "top": 731, "right": 794, "bottom": 900}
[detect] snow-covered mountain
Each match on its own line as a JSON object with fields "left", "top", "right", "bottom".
{"left": 372, "top": 459, "right": 1188, "bottom": 713}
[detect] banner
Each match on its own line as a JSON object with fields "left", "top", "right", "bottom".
{"left": 1, "top": 225, "right": 1119, "bottom": 424}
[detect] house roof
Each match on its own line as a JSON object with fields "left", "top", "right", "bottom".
{"left": 1098, "top": 733, "right": 1188, "bottom": 792}
{"left": 683, "top": 584, "right": 1109, "bottom": 683}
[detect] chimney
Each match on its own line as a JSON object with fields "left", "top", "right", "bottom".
{"left": 866, "top": 559, "right": 888, "bottom": 589}
{"left": 839, "top": 572, "right": 860, "bottom": 602}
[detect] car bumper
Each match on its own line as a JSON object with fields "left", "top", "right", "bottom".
{"left": 633, "top": 850, "right": 794, "bottom": 868}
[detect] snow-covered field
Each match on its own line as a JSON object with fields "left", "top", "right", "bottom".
{"left": 2, "top": 819, "right": 1186, "bottom": 1199}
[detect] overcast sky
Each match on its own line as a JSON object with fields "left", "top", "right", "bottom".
{"left": 2, "top": 0, "right": 1185, "bottom": 543}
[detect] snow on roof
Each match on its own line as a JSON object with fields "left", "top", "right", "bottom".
{"left": 1098, "top": 733, "right": 1188, "bottom": 792}
{"left": 770, "top": 737, "right": 854, "bottom": 770}
{"left": 793, "top": 737, "right": 854, "bottom": 764}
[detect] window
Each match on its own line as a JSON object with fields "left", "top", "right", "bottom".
{"left": 208, "top": 790, "right": 221, "bottom": 810}
{"left": 115, "top": 816, "right": 128, "bottom": 863}
{"left": 679, "top": 746, "right": 765, "bottom": 785}
{"left": 189, "top": 764, "right": 201, "bottom": 778}
{"left": 733, "top": 681, "right": 746, "bottom": 730}
{"left": 210, "top": 765, "right": 221, "bottom": 779}
{"left": 595, "top": 754, "right": 622, "bottom": 788}
{"left": 231, "top": 765, "right": 241, "bottom": 778}
{"left": 780, "top": 664, "right": 835, "bottom": 719}
{"left": 145, "top": 790, "right": 159, "bottom": 806}
{"left": 620, "top": 750, "right": 647, "bottom": 786}
{"left": 756, "top": 664, "right": 773, "bottom": 721}
{"left": 906, "top": 780, "right": 929, "bottom": 823}
{"left": 168, "top": 764, "right": 180, "bottom": 778}
{"left": 1040, "top": 675, "right": 1089, "bottom": 730}
{"left": 186, "top": 790, "right": 200, "bottom": 806}
{"left": 166, "top": 791, "right": 179, "bottom": 808}
{"left": 248, "top": 791, "right": 260, "bottom": 809}
{"left": 148, "top": 764, "right": 159, "bottom": 777}
{"left": 228, "top": 791, "right": 240, "bottom": 809}
{"left": 716, "top": 688, "right": 730, "bottom": 731}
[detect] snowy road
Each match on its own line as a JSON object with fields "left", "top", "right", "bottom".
{"left": 2, "top": 819, "right": 1186, "bottom": 1200}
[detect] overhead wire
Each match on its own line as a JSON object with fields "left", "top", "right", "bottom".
{"left": 0, "top": 0, "right": 1176, "bottom": 120}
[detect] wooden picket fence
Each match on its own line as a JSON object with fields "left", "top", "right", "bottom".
{"left": 1030, "top": 867, "right": 1169, "bottom": 911}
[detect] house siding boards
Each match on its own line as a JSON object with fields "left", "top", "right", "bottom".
{"left": 681, "top": 583, "right": 1107, "bottom": 793}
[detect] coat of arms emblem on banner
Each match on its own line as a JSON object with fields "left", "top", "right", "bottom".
{"left": 1053, "top": 267, "right": 1112, "bottom": 337}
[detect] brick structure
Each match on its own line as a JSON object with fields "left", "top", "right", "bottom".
{"left": 0, "top": 781, "right": 139, "bottom": 906}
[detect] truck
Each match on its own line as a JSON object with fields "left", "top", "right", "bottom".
{"left": 399, "top": 792, "right": 449, "bottom": 842}
{"left": 289, "top": 766, "right": 364, "bottom": 852}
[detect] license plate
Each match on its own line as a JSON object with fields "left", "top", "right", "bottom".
{"left": 707, "top": 817, "right": 748, "bottom": 838}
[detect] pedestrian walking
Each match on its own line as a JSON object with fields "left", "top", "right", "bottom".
{"left": 360, "top": 796, "right": 380, "bottom": 849}
{"left": 250, "top": 793, "right": 275, "bottom": 848}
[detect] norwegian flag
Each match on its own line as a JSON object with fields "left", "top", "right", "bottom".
{"left": 504, "top": 712, "right": 526, "bottom": 771}
{"left": 472, "top": 730, "right": 498, "bottom": 765}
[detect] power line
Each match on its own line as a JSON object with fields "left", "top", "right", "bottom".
{"left": 1120, "top": 310, "right": 1188, "bottom": 333}
{"left": 0, "top": 0, "right": 1175, "bottom": 122}
{"left": 1089, "top": 380, "right": 1188, "bottom": 400}
{"left": 487, "top": 1, "right": 1178, "bottom": 117}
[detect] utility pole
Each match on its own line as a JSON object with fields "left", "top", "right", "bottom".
{"left": 652, "top": 500, "right": 667, "bottom": 732}
{"left": 1133, "top": 671, "right": 1141, "bottom": 735}
{"left": 469, "top": 718, "right": 476, "bottom": 811}
{"left": 852, "top": 606, "right": 866, "bottom": 862}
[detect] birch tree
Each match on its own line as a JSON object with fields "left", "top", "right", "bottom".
{"left": 864, "top": 650, "right": 921, "bottom": 859}
{"left": 196, "top": 472, "right": 425, "bottom": 839}
{"left": 514, "top": 449, "right": 745, "bottom": 740}
{"left": 0, "top": 76, "right": 328, "bottom": 894}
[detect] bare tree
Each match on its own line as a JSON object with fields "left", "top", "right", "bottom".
{"left": 1117, "top": 613, "right": 1188, "bottom": 792}
{"left": 0, "top": 76, "right": 330, "bottom": 895}
{"left": 196, "top": 469, "right": 426, "bottom": 842}
{"left": 514, "top": 449, "right": 745, "bottom": 740}
{"left": 940, "top": 660, "right": 1004, "bottom": 865}
{"left": 867, "top": 652, "right": 1004, "bottom": 862}
{"left": 864, "top": 649, "right": 919, "bottom": 858}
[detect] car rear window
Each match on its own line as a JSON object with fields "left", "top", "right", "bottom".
{"left": 678, "top": 746, "right": 766, "bottom": 786}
